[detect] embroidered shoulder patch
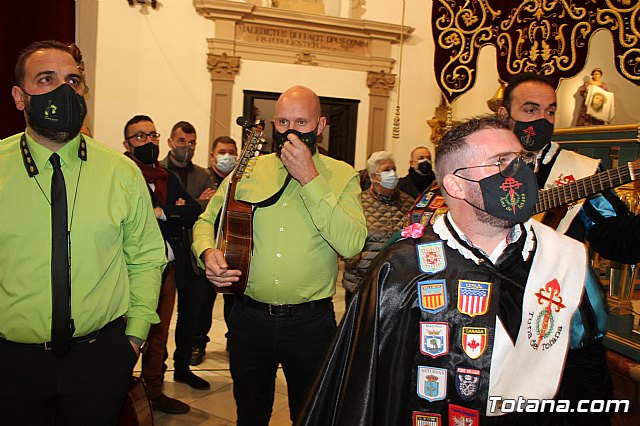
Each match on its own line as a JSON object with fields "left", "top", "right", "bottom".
{"left": 428, "top": 195, "right": 446, "bottom": 210}
{"left": 418, "top": 280, "right": 448, "bottom": 314}
{"left": 461, "top": 327, "right": 487, "bottom": 359}
{"left": 417, "top": 366, "right": 447, "bottom": 402}
{"left": 457, "top": 280, "right": 492, "bottom": 317}
{"left": 413, "top": 411, "right": 442, "bottom": 426}
{"left": 416, "top": 241, "right": 446, "bottom": 274}
{"left": 455, "top": 366, "right": 481, "bottom": 401}
{"left": 448, "top": 404, "right": 479, "bottom": 426}
{"left": 415, "top": 191, "right": 434, "bottom": 208}
{"left": 420, "top": 322, "right": 449, "bottom": 358}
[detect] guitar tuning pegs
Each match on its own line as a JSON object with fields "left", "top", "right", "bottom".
{"left": 244, "top": 172, "right": 250, "bottom": 178}
{"left": 254, "top": 151, "right": 260, "bottom": 157}
{"left": 257, "top": 144, "right": 263, "bottom": 150}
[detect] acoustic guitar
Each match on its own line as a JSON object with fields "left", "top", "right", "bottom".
{"left": 214, "top": 118, "right": 264, "bottom": 294}
{"left": 534, "top": 159, "right": 640, "bottom": 228}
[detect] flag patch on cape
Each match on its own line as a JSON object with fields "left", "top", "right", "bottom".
{"left": 455, "top": 366, "right": 481, "bottom": 401}
{"left": 448, "top": 404, "right": 479, "bottom": 426}
{"left": 415, "top": 191, "right": 434, "bottom": 208}
{"left": 420, "top": 322, "right": 449, "bottom": 358}
{"left": 418, "top": 280, "right": 448, "bottom": 314}
{"left": 420, "top": 212, "right": 434, "bottom": 226}
{"left": 428, "top": 195, "right": 446, "bottom": 210}
{"left": 431, "top": 207, "right": 449, "bottom": 225}
{"left": 462, "top": 327, "right": 487, "bottom": 359}
{"left": 457, "top": 280, "right": 492, "bottom": 317}
{"left": 416, "top": 241, "right": 446, "bottom": 274}
{"left": 413, "top": 411, "right": 441, "bottom": 426}
{"left": 417, "top": 366, "right": 447, "bottom": 402}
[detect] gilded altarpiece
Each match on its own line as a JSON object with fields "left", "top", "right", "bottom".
{"left": 432, "top": 0, "right": 640, "bottom": 103}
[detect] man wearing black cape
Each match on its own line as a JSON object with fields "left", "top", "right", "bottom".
{"left": 297, "top": 115, "right": 610, "bottom": 426}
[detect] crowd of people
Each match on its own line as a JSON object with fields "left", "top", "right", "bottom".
{"left": 1, "top": 39, "right": 634, "bottom": 426}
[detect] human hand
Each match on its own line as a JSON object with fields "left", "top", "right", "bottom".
{"left": 202, "top": 248, "right": 241, "bottom": 288}
{"left": 175, "top": 198, "right": 186, "bottom": 206}
{"left": 153, "top": 207, "right": 163, "bottom": 219}
{"left": 280, "top": 135, "right": 319, "bottom": 186}
{"left": 199, "top": 188, "right": 216, "bottom": 200}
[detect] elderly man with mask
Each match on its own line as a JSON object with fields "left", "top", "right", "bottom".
{"left": 342, "top": 151, "right": 414, "bottom": 307}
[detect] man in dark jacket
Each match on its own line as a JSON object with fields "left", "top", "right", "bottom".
{"left": 159, "top": 121, "right": 218, "bottom": 382}
{"left": 397, "top": 146, "right": 436, "bottom": 199}
{"left": 123, "top": 115, "right": 202, "bottom": 414}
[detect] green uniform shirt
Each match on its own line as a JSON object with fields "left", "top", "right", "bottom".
{"left": 193, "top": 153, "right": 366, "bottom": 304}
{"left": 0, "top": 131, "right": 166, "bottom": 343}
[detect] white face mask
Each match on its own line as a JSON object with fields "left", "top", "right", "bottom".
{"left": 378, "top": 170, "right": 398, "bottom": 190}
{"left": 216, "top": 153, "right": 236, "bottom": 174}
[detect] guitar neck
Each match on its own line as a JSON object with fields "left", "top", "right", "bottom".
{"left": 534, "top": 161, "right": 637, "bottom": 214}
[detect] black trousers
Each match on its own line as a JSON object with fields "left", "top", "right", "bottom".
{"left": 173, "top": 269, "right": 210, "bottom": 370}
{"left": 0, "top": 319, "right": 136, "bottom": 426}
{"left": 193, "top": 290, "right": 235, "bottom": 350}
{"left": 228, "top": 296, "right": 337, "bottom": 426}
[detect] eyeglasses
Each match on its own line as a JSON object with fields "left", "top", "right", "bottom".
{"left": 127, "top": 132, "right": 160, "bottom": 142}
{"left": 453, "top": 151, "right": 537, "bottom": 178}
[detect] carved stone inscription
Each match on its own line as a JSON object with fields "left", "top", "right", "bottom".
{"left": 236, "top": 23, "right": 370, "bottom": 55}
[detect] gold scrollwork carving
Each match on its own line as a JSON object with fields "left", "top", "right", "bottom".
{"left": 432, "top": 0, "right": 640, "bottom": 103}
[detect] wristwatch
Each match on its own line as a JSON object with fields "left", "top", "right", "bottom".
{"left": 127, "top": 335, "right": 146, "bottom": 351}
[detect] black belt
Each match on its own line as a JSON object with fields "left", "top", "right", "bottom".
{"left": 242, "top": 295, "right": 332, "bottom": 317}
{"left": 0, "top": 318, "right": 120, "bottom": 350}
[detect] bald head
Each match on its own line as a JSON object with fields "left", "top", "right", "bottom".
{"left": 274, "top": 85, "right": 326, "bottom": 136}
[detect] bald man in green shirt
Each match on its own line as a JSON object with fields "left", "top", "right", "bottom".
{"left": 193, "top": 85, "right": 367, "bottom": 425}
{"left": 0, "top": 40, "right": 166, "bottom": 425}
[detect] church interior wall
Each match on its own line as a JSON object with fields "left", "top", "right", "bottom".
{"left": 81, "top": 0, "right": 640, "bottom": 173}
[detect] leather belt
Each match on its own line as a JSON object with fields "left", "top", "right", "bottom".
{"left": 242, "top": 295, "right": 332, "bottom": 317}
{"left": 0, "top": 318, "right": 120, "bottom": 350}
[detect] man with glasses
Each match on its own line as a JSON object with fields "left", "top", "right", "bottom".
{"left": 0, "top": 41, "right": 166, "bottom": 424}
{"left": 123, "top": 115, "right": 202, "bottom": 414}
{"left": 297, "top": 115, "right": 609, "bottom": 426}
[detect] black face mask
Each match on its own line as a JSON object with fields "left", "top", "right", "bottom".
{"left": 458, "top": 158, "right": 538, "bottom": 223}
{"left": 23, "top": 84, "right": 87, "bottom": 143}
{"left": 417, "top": 158, "right": 433, "bottom": 176}
{"left": 132, "top": 142, "right": 159, "bottom": 165}
{"left": 274, "top": 129, "right": 317, "bottom": 155}
{"left": 513, "top": 118, "right": 554, "bottom": 152}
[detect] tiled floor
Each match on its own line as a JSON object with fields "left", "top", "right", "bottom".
{"left": 136, "top": 280, "right": 348, "bottom": 426}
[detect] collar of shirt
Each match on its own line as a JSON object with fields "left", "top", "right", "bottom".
{"left": 25, "top": 130, "right": 83, "bottom": 174}
{"left": 438, "top": 213, "right": 535, "bottom": 264}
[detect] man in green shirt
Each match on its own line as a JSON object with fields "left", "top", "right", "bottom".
{"left": 193, "top": 85, "right": 367, "bottom": 425}
{"left": 0, "top": 40, "right": 166, "bottom": 425}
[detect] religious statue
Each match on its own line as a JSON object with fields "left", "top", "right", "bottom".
{"left": 576, "top": 68, "right": 615, "bottom": 126}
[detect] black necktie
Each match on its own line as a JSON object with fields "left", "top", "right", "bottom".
{"left": 50, "top": 153, "right": 72, "bottom": 356}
